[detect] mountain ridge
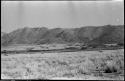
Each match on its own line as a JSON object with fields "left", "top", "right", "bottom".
{"left": 1, "top": 25, "right": 124, "bottom": 46}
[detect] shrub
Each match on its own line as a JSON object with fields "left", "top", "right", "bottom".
{"left": 117, "top": 43, "right": 124, "bottom": 46}
{"left": 88, "top": 52, "right": 124, "bottom": 76}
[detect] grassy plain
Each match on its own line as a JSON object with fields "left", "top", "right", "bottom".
{"left": 1, "top": 45, "right": 124, "bottom": 80}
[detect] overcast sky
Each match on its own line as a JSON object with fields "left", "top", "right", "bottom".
{"left": 1, "top": 1, "right": 124, "bottom": 33}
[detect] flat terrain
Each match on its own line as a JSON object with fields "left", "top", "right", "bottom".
{"left": 1, "top": 48, "right": 124, "bottom": 80}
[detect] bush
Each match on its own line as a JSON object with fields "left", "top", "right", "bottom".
{"left": 117, "top": 43, "right": 124, "bottom": 46}
{"left": 88, "top": 52, "right": 124, "bottom": 76}
{"left": 104, "top": 61, "right": 118, "bottom": 73}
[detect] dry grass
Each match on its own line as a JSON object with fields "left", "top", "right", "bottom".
{"left": 1, "top": 49, "right": 124, "bottom": 80}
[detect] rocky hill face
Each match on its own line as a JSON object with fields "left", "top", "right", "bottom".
{"left": 1, "top": 25, "right": 124, "bottom": 46}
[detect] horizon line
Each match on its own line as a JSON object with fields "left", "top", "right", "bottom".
{"left": 1, "top": 24, "right": 124, "bottom": 33}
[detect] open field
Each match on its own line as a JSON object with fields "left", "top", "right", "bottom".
{"left": 1, "top": 43, "right": 124, "bottom": 54}
{"left": 1, "top": 48, "right": 124, "bottom": 80}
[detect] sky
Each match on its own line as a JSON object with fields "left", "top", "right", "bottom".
{"left": 1, "top": 0, "right": 124, "bottom": 33}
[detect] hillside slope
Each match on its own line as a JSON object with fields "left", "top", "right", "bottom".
{"left": 1, "top": 32, "right": 6, "bottom": 37}
{"left": 1, "top": 25, "right": 124, "bottom": 46}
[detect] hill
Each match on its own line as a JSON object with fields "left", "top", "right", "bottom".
{"left": 1, "top": 32, "right": 6, "bottom": 37}
{"left": 1, "top": 25, "right": 124, "bottom": 46}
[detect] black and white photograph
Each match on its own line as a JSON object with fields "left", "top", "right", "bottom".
{"left": 1, "top": 0, "right": 124, "bottom": 80}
